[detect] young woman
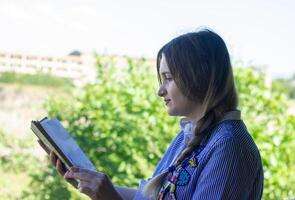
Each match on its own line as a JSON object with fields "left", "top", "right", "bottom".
{"left": 44, "top": 28, "right": 264, "bottom": 200}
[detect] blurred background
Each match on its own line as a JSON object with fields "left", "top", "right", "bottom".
{"left": 0, "top": 0, "right": 294, "bottom": 199}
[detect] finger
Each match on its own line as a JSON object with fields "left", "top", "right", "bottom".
{"left": 65, "top": 177, "right": 79, "bottom": 189}
{"left": 64, "top": 167, "right": 99, "bottom": 181}
{"left": 69, "top": 166, "right": 99, "bottom": 176}
{"left": 50, "top": 151, "right": 58, "bottom": 166}
{"left": 78, "top": 182, "right": 95, "bottom": 196}
{"left": 70, "top": 167, "right": 102, "bottom": 177}
{"left": 56, "top": 158, "right": 66, "bottom": 176}
{"left": 79, "top": 186, "right": 94, "bottom": 197}
{"left": 64, "top": 171, "right": 93, "bottom": 181}
{"left": 37, "top": 140, "right": 50, "bottom": 154}
{"left": 70, "top": 166, "right": 80, "bottom": 172}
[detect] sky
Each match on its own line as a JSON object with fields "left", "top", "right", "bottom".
{"left": 0, "top": 0, "right": 294, "bottom": 78}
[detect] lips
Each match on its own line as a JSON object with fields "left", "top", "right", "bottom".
{"left": 164, "top": 99, "right": 171, "bottom": 105}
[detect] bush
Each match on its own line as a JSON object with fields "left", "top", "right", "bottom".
{"left": 272, "top": 76, "right": 295, "bottom": 99}
{"left": 0, "top": 129, "right": 41, "bottom": 199}
{"left": 235, "top": 67, "right": 295, "bottom": 199}
{"left": 0, "top": 129, "right": 39, "bottom": 173}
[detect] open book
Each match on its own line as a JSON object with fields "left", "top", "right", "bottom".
{"left": 31, "top": 117, "right": 96, "bottom": 172}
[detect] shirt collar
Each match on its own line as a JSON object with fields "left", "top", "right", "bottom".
{"left": 179, "top": 110, "right": 241, "bottom": 148}
{"left": 220, "top": 110, "right": 241, "bottom": 121}
{"left": 179, "top": 110, "right": 241, "bottom": 133}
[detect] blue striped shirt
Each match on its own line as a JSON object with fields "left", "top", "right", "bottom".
{"left": 134, "top": 111, "right": 264, "bottom": 199}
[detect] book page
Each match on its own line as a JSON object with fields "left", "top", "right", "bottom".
{"left": 40, "top": 119, "right": 96, "bottom": 171}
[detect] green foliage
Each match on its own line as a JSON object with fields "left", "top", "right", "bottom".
{"left": 0, "top": 72, "right": 73, "bottom": 88}
{"left": 272, "top": 74, "right": 295, "bottom": 99}
{"left": 234, "top": 67, "right": 295, "bottom": 199}
{"left": 0, "top": 129, "right": 38, "bottom": 173}
{"left": 0, "top": 129, "right": 86, "bottom": 200}
{"left": 0, "top": 129, "right": 41, "bottom": 199}
{"left": 23, "top": 58, "right": 295, "bottom": 200}
{"left": 23, "top": 55, "right": 179, "bottom": 199}
{"left": 21, "top": 162, "right": 72, "bottom": 200}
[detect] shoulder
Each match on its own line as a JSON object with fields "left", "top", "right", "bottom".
{"left": 190, "top": 120, "right": 264, "bottom": 200}
{"left": 202, "top": 120, "right": 262, "bottom": 166}
{"left": 207, "top": 120, "right": 256, "bottom": 149}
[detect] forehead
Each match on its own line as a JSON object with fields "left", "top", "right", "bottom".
{"left": 159, "top": 55, "right": 170, "bottom": 74}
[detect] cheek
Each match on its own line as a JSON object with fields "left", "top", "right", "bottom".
{"left": 169, "top": 87, "right": 188, "bottom": 110}
{"left": 170, "top": 89, "right": 193, "bottom": 110}
{"left": 169, "top": 82, "right": 180, "bottom": 96}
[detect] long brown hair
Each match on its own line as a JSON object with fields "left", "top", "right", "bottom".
{"left": 143, "top": 28, "right": 238, "bottom": 199}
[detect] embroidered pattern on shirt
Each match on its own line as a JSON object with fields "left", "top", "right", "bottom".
{"left": 158, "top": 145, "right": 205, "bottom": 200}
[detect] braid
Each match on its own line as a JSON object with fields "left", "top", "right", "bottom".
{"left": 174, "top": 109, "right": 217, "bottom": 166}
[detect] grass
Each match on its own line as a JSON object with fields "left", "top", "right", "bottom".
{"left": 0, "top": 128, "right": 63, "bottom": 199}
{"left": 0, "top": 72, "right": 74, "bottom": 89}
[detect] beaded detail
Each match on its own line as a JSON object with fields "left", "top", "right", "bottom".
{"left": 188, "top": 157, "right": 197, "bottom": 167}
{"left": 176, "top": 168, "right": 190, "bottom": 186}
{"left": 158, "top": 145, "right": 205, "bottom": 200}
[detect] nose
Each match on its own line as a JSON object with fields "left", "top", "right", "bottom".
{"left": 158, "top": 84, "right": 166, "bottom": 97}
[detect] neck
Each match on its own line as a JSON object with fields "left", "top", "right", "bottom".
{"left": 185, "top": 107, "right": 205, "bottom": 125}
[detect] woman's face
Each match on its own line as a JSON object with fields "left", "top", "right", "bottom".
{"left": 158, "top": 55, "right": 203, "bottom": 123}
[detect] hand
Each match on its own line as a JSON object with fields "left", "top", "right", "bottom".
{"left": 64, "top": 167, "right": 123, "bottom": 200}
{"left": 37, "top": 139, "right": 78, "bottom": 188}
{"left": 37, "top": 140, "right": 67, "bottom": 175}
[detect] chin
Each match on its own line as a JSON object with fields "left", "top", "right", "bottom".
{"left": 167, "top": 109, "right": 180, "bottom": 116}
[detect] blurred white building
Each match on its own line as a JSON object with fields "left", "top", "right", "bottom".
{"left": 0, "top": 51, "right": 97, "bottom": 87}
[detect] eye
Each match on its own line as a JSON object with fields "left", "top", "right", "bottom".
{"left": 162, "top": 74, "right": 173, "bottom": 81}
